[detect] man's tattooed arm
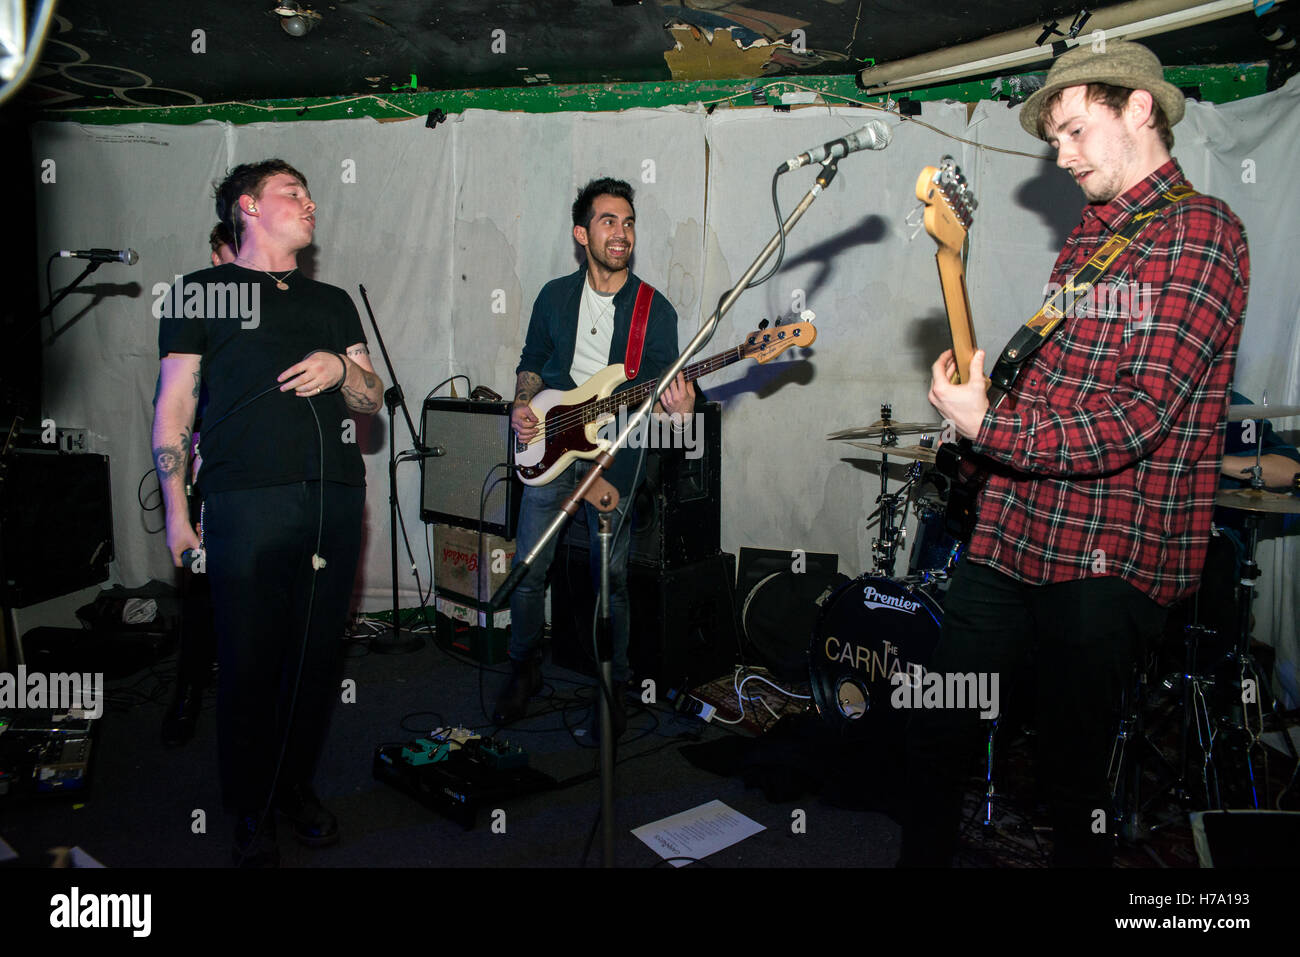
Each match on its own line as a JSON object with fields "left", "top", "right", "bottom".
{"left": 514, "top": 371, "right": 544, "bottom": 408}
{"left": 338, "top": 345, "right": 384, "bottom": 414}
{"left": 153, "top": 426, "right": 191, "bottom": 479}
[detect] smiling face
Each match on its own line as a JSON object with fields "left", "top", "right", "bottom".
{"left": 241, "top": 172, "right": 317, "bottom": 253}
{"left": 574, "top": 194, "right": 635, "bottom": 277}
{"left": 1046, "top": 85, "right": 1152, "bottom": 204}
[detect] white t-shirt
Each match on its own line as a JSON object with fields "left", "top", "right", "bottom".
{"left": 569, "top": 278, "right": 617, "bottom": 384}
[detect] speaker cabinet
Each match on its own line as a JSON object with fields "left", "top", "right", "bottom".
{"left": 420, "top": 398, "right": 522, "bottom": 537}
{"left": 550, "top": 549, "right": 737, "bottom": 690}
{"left": 564, "top": 402, "right": 720, "bottom": 569}
{"left": 0, "top": 452, "right": 114, "bottom": 608}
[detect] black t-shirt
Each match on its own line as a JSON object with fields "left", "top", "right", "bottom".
{"left": 157, "top": 264, "right": 367, "bottom": 493}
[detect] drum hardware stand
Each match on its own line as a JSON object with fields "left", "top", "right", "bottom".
{"left": 981, "top": 718, "right": 1000, "bottom": 827}
{"left": 1205, "top": 452, "right": 1300, "bottom": 810}
{"left": 864, "top": 434, "right": 924, "bottom": 577}
{"left": 1166, "top": 622, "right": 1220, "bottom": 810}
{"left": 1108, "top": 666, "right": 1182, "bottom": 843}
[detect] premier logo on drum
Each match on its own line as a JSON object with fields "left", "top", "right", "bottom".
{"left": 889, "top": 665, "right": 999, "bottom": 719}
{"left": 861, "top": 585, "right": 922, "bottom": 614}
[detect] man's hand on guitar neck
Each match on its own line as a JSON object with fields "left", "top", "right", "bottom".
{"left": 656, "top": 372, "right": 695, "bottom": 419}
{"left": 929, "top": 349, "right": 990, "bottom": 441}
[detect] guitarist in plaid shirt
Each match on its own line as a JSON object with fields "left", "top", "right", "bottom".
{"left": 904, "top": 42, "right": 1249, "bottom": 866}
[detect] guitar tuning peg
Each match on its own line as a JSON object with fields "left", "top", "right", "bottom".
{"left": 758, "top": 318, "right": 769, "bottom": 330}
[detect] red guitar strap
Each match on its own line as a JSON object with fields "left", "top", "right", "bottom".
{"left": 623, "top": 281, "right": 655, "bottom": 380}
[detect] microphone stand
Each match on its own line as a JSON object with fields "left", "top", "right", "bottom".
{"left": 358, "top": 284, "right": 437, "bottom": 654}
{"left": 30, "top": 259, "right": 105, "bottom": 337}
{"left": 489, "top": 159, "right": 842, "bottom": 866}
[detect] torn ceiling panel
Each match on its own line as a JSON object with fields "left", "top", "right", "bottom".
{"left": 11, "top": 0, "right": 1298, "bottom": 111}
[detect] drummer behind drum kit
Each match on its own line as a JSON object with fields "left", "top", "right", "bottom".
{"left": 814, "top": 404, "right": 959, "bottom": 738}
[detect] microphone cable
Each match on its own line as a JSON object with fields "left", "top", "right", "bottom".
{"left": 175, "top": 365, "right": 336, "bottom": 867}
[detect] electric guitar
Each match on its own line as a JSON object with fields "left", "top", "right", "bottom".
{"left": 916, "top": 158, "right": 1004, "bottom": 540}
{"left": 514, "top": 321, "right": 816, "bottom": 486}
{"left": 918, "top": 157, "right": 1190, "bottom": 539}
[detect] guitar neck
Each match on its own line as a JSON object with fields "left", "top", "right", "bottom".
{"left": 589, "top": 347, "right": 743, "bottom": 419}
{"left": 934, "top": 247, "right": 978, "bottom": 385}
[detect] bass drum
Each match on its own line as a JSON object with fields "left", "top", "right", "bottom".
{"left": 809, "top": 575, "right": 943, "bottom": 737}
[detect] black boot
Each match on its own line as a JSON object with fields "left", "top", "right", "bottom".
{"left": 493, "top": 657, "right": 543, "bottom": 726}
{"left": 232, "top": 811, "right": 279, "bottom": 868}
{"left": 160, "top": 682, "right": 203, "bottom": 746}
{"left": 278, "top": 784, "right": 340, "bottom": 847}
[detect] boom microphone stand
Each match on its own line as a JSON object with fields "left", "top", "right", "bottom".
{"left": 490, "top": 159, "right": 845, "bottom": 866}
{"left": 358, "top": 284, "right": 440, "bottom": 653}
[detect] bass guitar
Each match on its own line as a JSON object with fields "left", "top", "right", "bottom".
{"left": 514, "top": 321, "right": 816, "bottom": 486}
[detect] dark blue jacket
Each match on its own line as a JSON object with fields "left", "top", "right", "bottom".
{"left": 516, "top": 266, "right": 680, "bottom": 497}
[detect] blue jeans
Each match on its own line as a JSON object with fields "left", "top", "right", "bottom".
{"left": 509, "top": 460, "right": 639, "bottom": 681}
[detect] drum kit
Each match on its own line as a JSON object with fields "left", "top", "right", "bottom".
{"left": 816, "top": 398, "right": 1300, "bottom": 838}
{"left": 812, "top": 404, "right": 957, "bottom": 737}
{"left": 1114, "top": 400, "right": 1300, "bottom": 830}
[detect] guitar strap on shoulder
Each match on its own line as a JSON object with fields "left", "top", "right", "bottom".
{"left": 623, "top": 280, "right": 656, "bottom": 380}
{"left": 988, "top": 184, "right": 1198, "bottom": 391}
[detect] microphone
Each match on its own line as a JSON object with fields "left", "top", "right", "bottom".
{"left": 783, "top": 121, "right": 892, "bottom": 171}
{"left": 59, "top": 248, "right": 139, "bottom": 265}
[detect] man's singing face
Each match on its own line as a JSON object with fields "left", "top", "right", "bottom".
{"left": 575, "top": 194, "right": 635, "bottom": 274}
{"left": 242, "top": 172, "right": 317, "bottom": 251}
{"left": 1046, "top": 85, "right": 1145, "bottom": 205}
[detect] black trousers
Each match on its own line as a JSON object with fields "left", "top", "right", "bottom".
{"left": 176, "top": 491, "right": 217, "bottom": 687}
{"left": 900, "top": 559, "right": 1167, "bottom": 866}
{"left": 202, "top": 481, "right": 364, "bottom": 813}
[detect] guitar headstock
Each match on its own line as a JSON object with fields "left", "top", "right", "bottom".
{"left": 915, "top": 156, "right": 977, "bottom": 254}
{"left": 741, "top": 321, "right": 817, "bottom": 363}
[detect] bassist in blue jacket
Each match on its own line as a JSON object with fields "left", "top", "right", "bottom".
{"left": 499, "top": 177, "right": 695, "bottom": 734}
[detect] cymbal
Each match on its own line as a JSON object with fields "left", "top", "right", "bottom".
{"left": 828, "top": 421, "right": 943, "bottom": 441}
{"left": 1214, "top": 488, "right": 1300, "bottom": 515}
{"left": 845, "top": 441, "right": 938, "bottom": 464}
{"left": 1226, "top": 404, "right": 1300, "bottom": 421}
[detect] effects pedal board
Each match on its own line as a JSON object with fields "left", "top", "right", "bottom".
{"left": 373, "top": 727, "right": 553, "bottom": 829}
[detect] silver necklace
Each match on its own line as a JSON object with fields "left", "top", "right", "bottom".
{"left": 587, "top": 284, "right": 614, "bottom": 334}
{"left": 236, "top": 257, "right": 297, "bottom": 291}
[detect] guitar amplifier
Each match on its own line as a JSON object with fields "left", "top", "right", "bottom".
{"left": 420, "top": 398, "right": 522, "bottom": 537}
{"left": 550, "top": 550, "right": 738, "bottom": 690}
{"left": 564, "top": 402, "right": 721, "bottom": 569}
{"left": 0, "top": 451, "right": 114, "bottom": 608}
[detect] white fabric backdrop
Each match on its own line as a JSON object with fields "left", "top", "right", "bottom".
{"left": 32, "top": 76, "right": 1300, "bottom": 702}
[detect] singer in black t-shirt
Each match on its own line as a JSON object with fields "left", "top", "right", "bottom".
{"left": 152, "top": 159, "right": 383, "bottom": 867}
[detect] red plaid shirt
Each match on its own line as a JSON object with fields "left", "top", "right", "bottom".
{"left": 966, "top": 160, "right": 1250, "bottom": 607}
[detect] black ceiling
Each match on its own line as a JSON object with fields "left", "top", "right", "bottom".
{"left": 18, "top": 0, "right": 1300, "bottom": 110}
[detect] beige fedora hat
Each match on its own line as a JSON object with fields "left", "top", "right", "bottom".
{"left": 1020, "top": 40, "right": 1185, "bottom": 140}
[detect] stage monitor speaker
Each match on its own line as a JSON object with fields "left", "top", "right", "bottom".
{"left": 550, "top": 549, "right": 738, "bottom": 690}
{"left": 420, "top": 398, "right": 521, "bottom": 537}
{"left": 0, "top": 451, "right": 114, "bottom": 608}
{"left": 565, "top": 402, "right": 721, "bottom": 568}
{"left": 1190, "top": 810, "right": 1300, "bottom": 867}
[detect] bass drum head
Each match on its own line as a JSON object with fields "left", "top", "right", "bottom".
{"left": 809, "top": 575, "right": 943, "bottom": 738}
{"left": 741, "top": 569, "right": 850, "bottom": 683}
